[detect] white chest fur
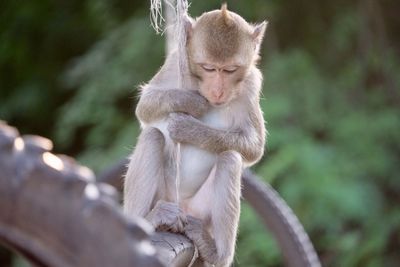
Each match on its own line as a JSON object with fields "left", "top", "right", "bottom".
{"left": 201, "top": 106, "right": 233, "bottom": 130}
{"left": 179, "top": 105, "right": 236, "bottom": 198}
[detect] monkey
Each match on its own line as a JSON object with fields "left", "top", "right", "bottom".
{"left": 124, "top": 4, "right": 267, "bottom": 266}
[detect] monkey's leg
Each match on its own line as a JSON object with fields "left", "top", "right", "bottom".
{"left": 123, "top": 127, "right": 186, "bottom": 232}
{"left": 123, "top": 127, "right": 166, "bottom": 217}
{"left": 185, "top": 150, "right": 242, "bottom": 267}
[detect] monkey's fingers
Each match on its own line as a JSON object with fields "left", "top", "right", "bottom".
{"left": 156, "top": 220, "right": 184, "bottom": 233}
{"left": 175, "top": 213, "right": 188, "bottom": 232}
{"left": 167, "top": 212, "right": 188, "bottom": 233}
{"left": 156, "top": 224, "right": 168, "bottom": 232}
{"left": 179, "top": 212, "right": 188, "bottom": 225}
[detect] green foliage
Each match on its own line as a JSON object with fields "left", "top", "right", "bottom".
{"left": 1, "top": 0, "right": 400, "bottom": 266}
{"left": 12, "top": 256, "right": 30, "bottom": 267}
{"left": 55, "top": 16, "right": 164, "bottom": 170}
{"left": 236, "top": 203, "right": 282, "bottom": 266}
{"left": 258, "top": 47, "right": 400, "bottom": 265}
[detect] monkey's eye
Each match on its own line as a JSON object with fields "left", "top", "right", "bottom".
{"left": 223, "top": 66, "right": 239, "bottom": 73}
{"left": 201, "top": 65, "right": 216, "bottom": 72}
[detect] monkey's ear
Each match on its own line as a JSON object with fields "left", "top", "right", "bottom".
{"left": 183, "top": 15, "right": 193, "bottom": 40}
{"left": 252, "top": 21, "right": 268, "bottom": 45}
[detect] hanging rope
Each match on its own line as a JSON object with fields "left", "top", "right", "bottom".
{"left": 150, "top": 0, "right": 190, "bottom": 204}
{"left": 150, "top": 0, "right": 165, "bottom": 34}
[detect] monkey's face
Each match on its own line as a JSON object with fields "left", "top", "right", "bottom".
{"left": 187, "top": 35, "right": 254, "bottom": 106}
{"left": 186, "top": 6, "right": 266, "bottom": 106}
{"left": 191, "top": 62, "right": 247, "bottom": 106}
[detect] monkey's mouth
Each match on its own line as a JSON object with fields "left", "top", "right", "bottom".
{"left": 210, "top": 95, "right": 235, "bottom": 107}
{"left": 211, "top": 101, "right": 227, "bottom": 107}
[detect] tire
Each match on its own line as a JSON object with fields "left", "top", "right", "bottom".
{"left": 242, "top": 170, "right": 321, "bottom": 267}
{"left": 0, "top": 122, "right": 163, "bottom": 267}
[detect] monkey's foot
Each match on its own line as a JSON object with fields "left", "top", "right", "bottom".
{"left": 184, "top": 216, "right": 219, "bottom": 265}
{"left": 146, "top": 200, "right": 187, "bottom": 233}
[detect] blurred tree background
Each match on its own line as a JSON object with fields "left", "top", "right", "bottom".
{"left": 1, "top": 0, "right": 399, "bottom": 266}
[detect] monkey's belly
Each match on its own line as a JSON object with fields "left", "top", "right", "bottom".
{"left": 179, "top": 145, "right": 217, "bottom": 198}
{"left": 150, "top": 120, "right": 217, "bottom": 198}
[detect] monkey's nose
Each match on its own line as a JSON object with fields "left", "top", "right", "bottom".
{"left": 213, "top": 90, "right": 224, "bottom": 100}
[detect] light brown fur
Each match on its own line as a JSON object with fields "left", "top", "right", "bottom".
{"left": 124, "top": 5, "right": 267, "bottom": 267}
{"left": 188, "top": 8, "right": 255, "bottom": 64}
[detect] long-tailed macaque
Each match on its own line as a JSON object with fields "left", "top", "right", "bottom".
{"left": 124, "top": 4, "right": 266, "bottom": 266}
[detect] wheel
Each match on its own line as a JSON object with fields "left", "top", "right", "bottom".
{"left": 242, "top": 170, "right": 320, "bottom": 267}
{"left": 0, "top": 122, "right": 163, "bottom": 267}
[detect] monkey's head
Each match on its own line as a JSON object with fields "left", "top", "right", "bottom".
{"left": 186, "top": 3, "right": 267, "bottom": 106}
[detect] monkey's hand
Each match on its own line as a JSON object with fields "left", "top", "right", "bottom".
{"left": 176, "top": 91, "right": 210, "bottom": 118}
{"left": 168, "top": 113, "right": 203, "bottom": 144}
{"left": 145, "top": 200, "right": 187, "bottom": 233}
{"left": 184, "top": 216, "right": 219, "bottom": 265}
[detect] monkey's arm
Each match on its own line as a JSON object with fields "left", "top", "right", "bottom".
{"left": 168, "top": 111, "right": 265, "bottom": 165}
{"left": 136, "top": 89, "right": 209, "bottom": 124}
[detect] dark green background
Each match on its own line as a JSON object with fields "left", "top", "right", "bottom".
{"left": 1, "top": 0, "right": 399, "bottom": 266}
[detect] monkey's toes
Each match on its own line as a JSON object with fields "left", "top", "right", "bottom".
{"left": 184, "top": 216, "right": 203, "bottom": 237}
